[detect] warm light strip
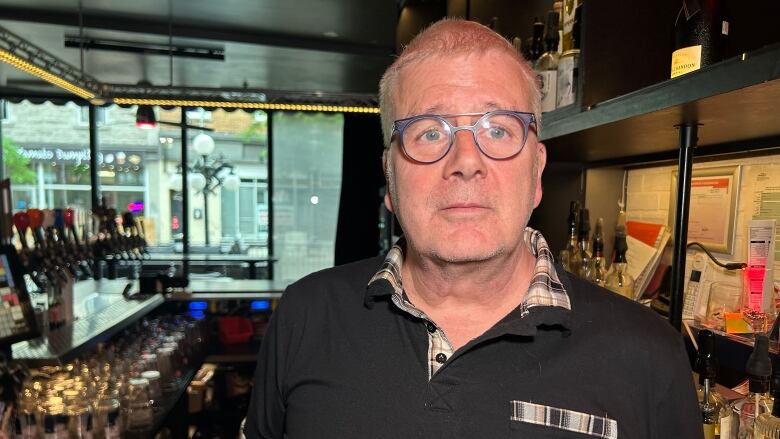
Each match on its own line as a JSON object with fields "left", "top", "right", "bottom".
{"left": 0, "top": 48, "right": 96, "bottom": 100}
{"left": 112, "top": 97, "right": 380, "bottom": 114}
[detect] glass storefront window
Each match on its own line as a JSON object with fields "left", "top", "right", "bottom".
{"left": 2, "top": 100, "right": 91, "bottom": 235}
{"left": 272, "top": 111, "right": 344, "bottom": 283}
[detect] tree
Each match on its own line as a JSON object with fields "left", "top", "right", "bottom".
{"left": 2, "top": 137, "right": 36, "bottom": 184}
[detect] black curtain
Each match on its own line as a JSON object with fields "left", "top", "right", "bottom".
{"left": 334, "top": 114, "right": 386, "bottom": 265}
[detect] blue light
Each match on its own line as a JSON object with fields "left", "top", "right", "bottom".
{"left": 189, "top": 310, "right": 206, "bottom": 320}
{"left": 189, "top": 301, "right": 208, "bottom": 311}
{"left": 251, "top": 300, "right": 270, "bottom": 311}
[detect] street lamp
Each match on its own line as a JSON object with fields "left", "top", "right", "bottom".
{"left": 169, "top": 133, "right": 239, "bottom": 246}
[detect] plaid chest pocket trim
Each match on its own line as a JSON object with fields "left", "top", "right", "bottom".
{"left": 510, "top": 400, "right": 618, "bottom": 439}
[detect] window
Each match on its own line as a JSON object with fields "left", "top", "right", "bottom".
{"left": 3, "top": 101, "right": 91, "bottom": 231}
{"left": 0, "top": 100, "right": 9, "bottom": 122}
{"left": 272, "top": 111, "right": 344, "bottom": 283}
{"left": 78, "top": 106, "right": 107, "bottom": 126}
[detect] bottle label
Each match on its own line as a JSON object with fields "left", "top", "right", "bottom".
{"left": 722, "top": 21, "right": 729, "bottom": 35}
{"left": 671, "top": 45, "right": 702, "bottom": 78}
{"left": 557, "top": 55, "right": 577, "bottom": 108}
{"left": 719, "top": 414, "right": 732, "bottom": 438}
{"left": 537, "top": 70, "right": 558, "bottom": 113}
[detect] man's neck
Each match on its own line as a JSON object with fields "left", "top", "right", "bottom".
{"left": 400, "top": 242, "right": 537, "bottom": 349}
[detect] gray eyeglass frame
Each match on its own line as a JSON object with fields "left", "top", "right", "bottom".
{"left": 391, "top": 110, "right": 537, "bottom": 164}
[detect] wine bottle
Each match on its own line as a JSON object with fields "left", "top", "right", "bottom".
{"left": 529, "top": 16, "right": 545, "bottom": 62}
{"left": 559, "top": 201, "right": 579, "bottom": 273}
{"left": 557, "top": 2, "right": 582, "bottom": 108}
{"left": 695, "top": 330, "right": 732, "bottom": 438}
{"left": 605, "top": 208, "right": 635, "bottom": 299}
{"left": 732, "top": 334, "right": 773, "bottom": 439}
{"left": 534, "top": 10, "right": 561, "bottom": 113}
{"left": 587, "top": 217, "right": 608, "bottom": 286}
{"left": 576, "top": 208, "right": 591, "bottom": 279}
{"left": 671, "top": 0, "right": 729, "bottom": 78}
{"left": 754, "top": 370, "right": 780, "bottom": 438}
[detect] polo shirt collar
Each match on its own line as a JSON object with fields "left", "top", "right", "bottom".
{"left": 365, "top": 228, "right": 573, "bottom": 331}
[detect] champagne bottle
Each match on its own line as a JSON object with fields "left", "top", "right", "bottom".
{"left": 671, "top": 0, "right": 730, "bottom": 78}
{"left": 534, "top": 10, "right": 561, "bottom": 113}
{"left": 559, "top": 201, "right": 579, "bottom": 273}
{"left": 605, "top": 208, "right": 635, "bottom": 299}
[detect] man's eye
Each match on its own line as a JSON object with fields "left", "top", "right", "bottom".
{"left": 422, "top": 130, "right": 443, "bottom": 142}
{"left": 489, "top": 127, "right": 507, "bottom": 139}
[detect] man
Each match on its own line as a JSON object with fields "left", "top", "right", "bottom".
{"left": 246, "top": 19, "right": 702, "bottom": 438}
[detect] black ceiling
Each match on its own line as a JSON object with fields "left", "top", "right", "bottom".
{"left": 0, "top": 0, "right": 400, "bottom": 98}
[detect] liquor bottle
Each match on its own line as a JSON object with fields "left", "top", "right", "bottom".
{"left": 754, "top": 370, "right": 780, "bottom": 438}
{"left": 557, "top": 1, "right": 582, "bottom": 108}
{"left": 559, "top": 201, "right": 579, "bottom": 273}
{"left": 587, "top": 217, "right": 608, "bottom": 286}
{"left": 534, "top": 10, "right": 561, "bottom": 113}
{"left": 732, "top": 334, "right": 773, "bottom": 438}
{"left": 605, "top": 208, "right": 635, "bottom": 299}
{"left": 576, "top": 208, "right": 591, "bottom": 279}
{"left": 553, "top": 1, "right": 564, "bottom": 54}
{"left": 671, "top": 0, "right": 730, "bottom": 78}
{"left": 695, "top": 329, "right": 732, "bottom": 438}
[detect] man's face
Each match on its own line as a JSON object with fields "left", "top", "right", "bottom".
{"left": 385, "top": 50, "right": 546, "bottom": 263}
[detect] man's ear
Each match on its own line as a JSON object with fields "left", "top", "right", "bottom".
{"left": 533, "top": 143, "right": 547, "bottom": 208}
{"left": 382, "top": 149, "right": 395, "bottom": 213}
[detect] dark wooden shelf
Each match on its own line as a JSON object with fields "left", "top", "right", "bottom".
{"left": 540, "top": 43, "right": 780, "bottom": 163}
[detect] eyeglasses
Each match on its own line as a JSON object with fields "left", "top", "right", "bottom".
{"left": 391, "top": 110, "right": 537, "bottom": 164}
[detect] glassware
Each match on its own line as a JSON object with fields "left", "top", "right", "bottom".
{"left": 94, "top": 397, "right": 122, "bottom": 439}
{"left": 124, "top": 377, "right": 153, "bottom": 432}
{"left": 66, "top": 401, "right": 93, "bottom": 439}
{"left": 732, "top": 334, "right": 773, "bottom": 438}
{"left": 706, "top": 282, "right": 742, "bottom": 331}
{"left": 141, "top": 370, "right": 163, "bottom": 410}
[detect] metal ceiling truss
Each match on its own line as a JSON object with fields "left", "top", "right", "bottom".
{"left": 0, "top": 25, "right": 379, "bottom": 110}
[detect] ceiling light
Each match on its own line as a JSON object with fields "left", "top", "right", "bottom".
{"left": 0, "top": 48, "right": 96, "bottom": 99}
{"left": 135, "top": 105, "right": 157, "bottom": 129}
{"left": 114, "top": 98, "right": 380, "bottom": 114}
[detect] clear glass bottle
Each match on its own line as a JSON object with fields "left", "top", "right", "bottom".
{"left": 696, "top": 330, "right": 732, "bottom": 438}
{"left": 732, "top": 334, "right": 773, "bottom": 439}
{"left": 576, "top": 208, "right": 591, "bottom": 279}
{"left": 605, "top": 209, "right": 635, "bottom": 299}
{"left": 557, "top": 2, "right": 582, "bottom": 108}
{"left": 754, "top": 371, "right": 780, "bottom": 438}
{"left": 534, "top": 10, "right": 560, "bottom": 112}
{"left": 587, "top": 217, "right": 608, "bottom": 286}
{"left": 559, "top": 201, "right": 579, "bottom": 273}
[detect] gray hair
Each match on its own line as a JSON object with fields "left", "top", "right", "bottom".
{"left": 378, "top": 18, "right": 542, "bottom": 150}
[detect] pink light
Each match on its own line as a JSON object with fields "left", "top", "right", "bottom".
{"left": 136, "top": 121, "right": 157, "bottom": 129}
{"left": 127, "top": 201, "right": 144, "bottom": 212}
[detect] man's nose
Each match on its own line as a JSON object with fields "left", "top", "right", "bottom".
{"left": 441, "top": 128, "right": 487, "bottom": 181}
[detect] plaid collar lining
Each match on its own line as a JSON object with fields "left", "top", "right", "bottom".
{"left": 366, "top": 227, "right": 571, "bottom": 316}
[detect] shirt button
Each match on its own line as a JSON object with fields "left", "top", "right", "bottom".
{"left": 435, "top": 353, "right": 447, "bottom": 364}
{"left": 426, "top": 322, "right": 437, "bottom": 333}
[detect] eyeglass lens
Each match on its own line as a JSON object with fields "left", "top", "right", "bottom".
{"left": 401, "top": 113, "right": 528, "bottom": 162}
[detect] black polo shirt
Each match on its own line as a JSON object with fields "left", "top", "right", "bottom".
{"left": 245, "top": 255, "right": 703, "bottom": 438}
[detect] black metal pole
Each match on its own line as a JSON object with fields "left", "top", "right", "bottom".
{"left": 181, "top": 108, "right": 190, "bottom": 275}
{"left": 267, "top": 111, "right": 274, "bottom": 280}
{"left": 669, "top": 124, "right": 698, "bottom": 331}
{"left": 0, "top": 99, "right": 4, "bottom": 181}
{"left": 203, "top": 189, "right": 209, "bottom": 246}
{"left": 88, "top": 104, "right": 100, "bottom": 211}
